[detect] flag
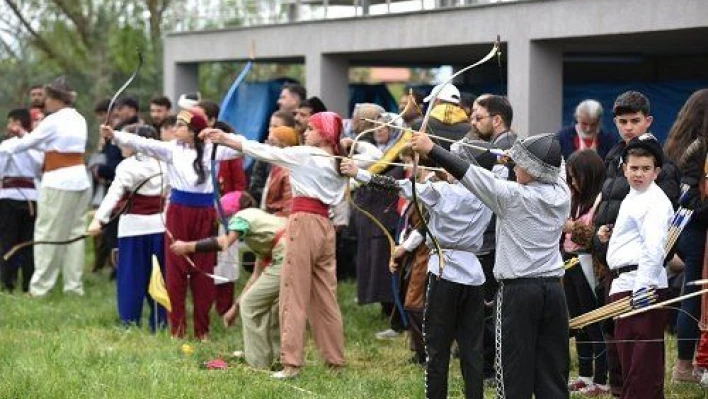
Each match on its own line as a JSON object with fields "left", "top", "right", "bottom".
{"left": 148, "top": 255, "right": 171, "bottom": 313}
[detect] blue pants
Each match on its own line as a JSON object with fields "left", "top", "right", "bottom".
{"left": 117, "top": 233, "right": 167, "bottom": 332}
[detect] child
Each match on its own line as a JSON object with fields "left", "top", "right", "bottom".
{"left": 340, "top": 142, "right": 495, "bottom": 399}
{"left": 562, "top": 150, "right": 608, "bottom": 395}
{"left": 598, "top": 133, "right": 674, "bottom": 399}
{"left": 100, "top": 108, "right": 240, "bottom": 340}
{"left": 200, "top": 111, "right": 381, "bottom": 379}
{"left": 87, "top": 125, "right": 168, "bottom": 332}
{"left": 0, "top": 109, "right": 43, "bottom": 293}
{"left": 170, "top": 191, "right": 287, "bottom": 369}
{"left": 412, "top": 131, "right": 571, "bottom": 399}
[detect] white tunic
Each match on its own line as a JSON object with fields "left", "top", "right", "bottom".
{"left": 238, "top": 137, "right": 381, "bottom": 206}
{"left": 0, "top": 137, "right": 43, "bottom": 201}
{"left": 356, "top": 169, "right": 491, "bottom": 286}
{"left": 0, "top": 108, "right": 89, "bottom": 191}
{"left": 608, "top": 182, "right": 673, "bottom": 295}
{"left": 94, "top": 155, "right": 168, "bottom": 238}
{"left": 111, "top": 130, "right": 240, "bottom": 193}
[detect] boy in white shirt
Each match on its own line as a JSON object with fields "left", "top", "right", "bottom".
{"left": 598, "top": 133, "right": 674, "bottom": 399}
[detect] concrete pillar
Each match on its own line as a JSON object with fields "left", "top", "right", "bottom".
{"left": 164, "top": 62, "right": 200, "bottom": 107}
{"left": 507, "top": 38, "right": 563, "bottom": 137}
{"left": 305, "top": 53, "right": 349, "bottom": 116}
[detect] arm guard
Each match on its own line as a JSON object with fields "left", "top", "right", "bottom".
{"left": 194, "top": 237, "right": 221, "bottom": 253}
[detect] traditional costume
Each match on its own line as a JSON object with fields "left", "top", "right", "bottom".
{"left": 426, "top": 133, "right": 571, "bottom": 399}
{"left": 110, "top": 109, "right": 239, "bottom": 339}
{"left": 607, "top": 135, "right": 674, "bottom": 399}
{"left": 0, "top": 77, "right": 90, "bottom": 297}
{"left": 0, "top": 136, "right": 43, "bottom": 292}
{"left": 230, "top": 112, "right": 380, "bottom": 376}
{"left": 90, "top": 127, "right": 168, "bottom": 332}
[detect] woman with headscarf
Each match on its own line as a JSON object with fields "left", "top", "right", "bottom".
{"left": 200, "top": 111, "right": 381, "bottom": 379}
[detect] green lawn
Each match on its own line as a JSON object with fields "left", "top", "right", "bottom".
{"left": 0, "top": 260, "right": 706, "bottom": 398}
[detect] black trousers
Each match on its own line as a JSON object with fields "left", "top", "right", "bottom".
{"left": 0, "top": 199, "right": 35, "bottom": 292}
{"left": 424, "top": 273, "right": 484, "bottom": 399}
{"left": 495, "top": 278, "right": 569, "bottom": 399}
{"left": 563, "top": 265, "right": 607, "bottom": 385}
{"left": 93, "top": 215, "right": 118, "bottom": 271}
{"left": 478, "top": 252, "right": 497, "bottom": 379}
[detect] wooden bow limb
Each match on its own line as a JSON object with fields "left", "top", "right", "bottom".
{"left": 104, "top": 50, "right": 143, "bottom": 126}
{"left": 616, "top": 287, "right": 708, "bottom": 320}
{"left": 2, "top": 172, "right": 162, "bottom": 262}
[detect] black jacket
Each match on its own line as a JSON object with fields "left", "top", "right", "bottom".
{"left": 593, "top": 140, "right": 681, "bottom": 266}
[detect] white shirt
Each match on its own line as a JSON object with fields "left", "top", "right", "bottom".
{"left": 238, "top": 137, "right": 381, "bottom": 206}
{"left": 0, "top": 108, "right": 89, "bottom": 191}
{"left": 0, "top": 136, "right": 44, "bottom": 201}
{"left": 111, "top": 131, "right": 240, "bottom": 193}
{"left": 608, "top": 182, "right": 673, "bottom": 295}
{"left": 94, "top": 155, "right": 169, "bottom": 238}
{"left": 460, "top": 165, "right": 571, "bottom": 280}
{"left": 356, "top": 169, "right": 490, "bottom": 286}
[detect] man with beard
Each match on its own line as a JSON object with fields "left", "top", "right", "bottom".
{"left": 294, "top": 97, "right": 327, "bottom": 142}
{"left": 149, "top": 96, "right": 172, "bottom": 131}
{"left": 555, "top": 99, "right": 618, "bottom": 160}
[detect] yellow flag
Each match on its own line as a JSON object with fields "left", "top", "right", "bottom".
{"left": 149, "top": 255, "right": 171, "bottom": 313}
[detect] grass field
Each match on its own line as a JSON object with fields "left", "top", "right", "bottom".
{"left": 1, "top": 258, "right": 706, "bottom": 398}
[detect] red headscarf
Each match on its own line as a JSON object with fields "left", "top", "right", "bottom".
{"left": 309, "top": 111, "right": 342, "bottom": 155}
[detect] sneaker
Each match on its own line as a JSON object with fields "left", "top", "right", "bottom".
{"left": 578, "top": 383, "right": 610, "bottom": 397}
{"left": 272, "top": 366, "right": 300, "bottom": 379}
{"left": 231, "top": 350, "right": 245, "bottom": 359}
{"left": 375, "top": 329, "right": 401, "bottom": 340}
{"left": 672, "top": 365, "right": 700, "bottom": 383}
{"left": 568, "top": 377, "right": 590, "bottom": 392}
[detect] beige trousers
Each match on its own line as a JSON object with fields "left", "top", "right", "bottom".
{"left": 279, "top": 212, "right": 345, "bottom": 368}
{"left": 30, "top": 187, "right": 90, "bottom": 297}
{"left": 240, "top": 261, "right": 282, "bottom": 369}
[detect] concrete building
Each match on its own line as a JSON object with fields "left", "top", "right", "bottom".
{"left": 164, "top": 0, "right": 708, "bottom": 136}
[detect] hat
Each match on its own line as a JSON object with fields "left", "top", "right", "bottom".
{"left": 451, "top": 138, "right": 497, "bottom": 172}
{"left": 508, "top": 133, "right": 562, "bottom": 183}
{"left": 177, "top": 107, "right": 208, "bottom": 134}
{"left": 622, "top": 133, "right": 663, "bottom": 167}
{"left": 424, "top": 83, "right": 461, "bottom": 105}
{"left": 178, "top": 92, "right": 201, "bottom": 110}
{"left": 220, "top": 191, "right": 243, "bottom": 217}
{"left": 44, "top": 76, "right": 77, "bottom": 105}
{"left": 270, "top": 126, "right": 299, "bottom": 147}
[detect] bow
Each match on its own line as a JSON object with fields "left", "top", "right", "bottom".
{"left": 211, "top": 42, "right": 256, "bottom": 229}
{"left": 104, "top": 50, "right": 144, "bottom": 126}
{"left": 415, "top": 38, "right": 501, "bottom": 279}
{"left": 3, "top": 172, "right": 159, "bottom": 261}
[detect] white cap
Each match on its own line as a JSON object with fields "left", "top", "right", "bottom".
{"left": 423, "top": 83, "right": 460, "bottom": 105}
{"left": 178, "top": 92, "right": 201, "bottom": 110}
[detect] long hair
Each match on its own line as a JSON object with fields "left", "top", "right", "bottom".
{"left": 664, "top": 89, "right": 708, "bottom": 166}
{"left": 566, "top": 150, "right": 605, "bottom": 218}
{"left": 192, "top": 129, "right": 207, "bottom": 185}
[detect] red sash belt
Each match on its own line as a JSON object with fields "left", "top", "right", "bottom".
{"left": 291, "top": 197, "right": 328, "bottom": 218}
{"left": 123, "top": 194, "right": 164, "bottom": 215}
{"left": 2, "top": 177, "right": 35, "bottom": 189}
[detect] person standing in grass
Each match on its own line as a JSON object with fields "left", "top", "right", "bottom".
{"left": 100, "top": 108, "right": 241, "bottom": 340}
{"left": 200, "top": 111, "right": 381, "bottom": 379}
{"left": 87, "top": 125, "right": 168, "bottom": 332}
{"left": 0, "top": 77, "right": 91, "bottom": 297}
{"left": 340, "top": 140, "right": 495, "bottom": 399}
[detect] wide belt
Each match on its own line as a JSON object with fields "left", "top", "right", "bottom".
{"left": 43, "top": 151, "right": 84, "bottom": 172}
{"left": 2, "top": 177, "right": 35, "bottom": 189}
